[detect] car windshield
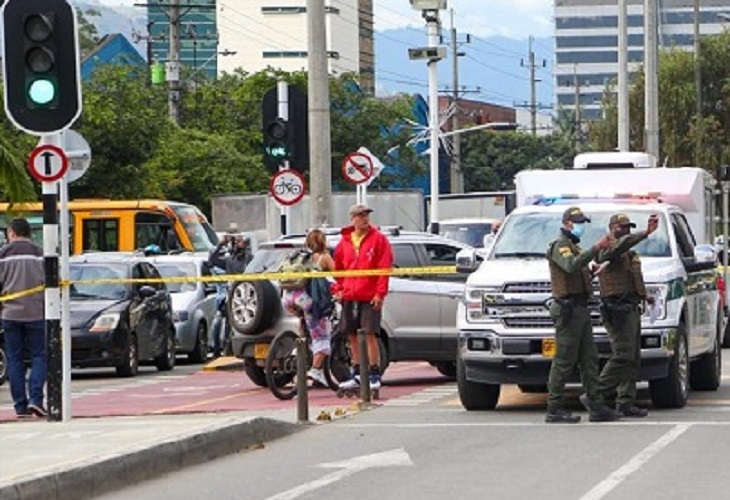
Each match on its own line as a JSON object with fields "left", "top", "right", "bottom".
{"left": 246, "top": 247, "right": 298, "bottom": 273}
{"left": 70, "top": 263, "right": 128, "bottom": 300}
{"left": 440, "top": 222, "right": 492, "bottom": 248}
{"left": 491, "top": 210, "right": 672, "bottom": 259}
{"left": 155, "top": 262, "right": 197, "bottom": 293}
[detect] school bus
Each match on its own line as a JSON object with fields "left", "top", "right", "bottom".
{"left": 0, "top": 199, "right": 218, "bottom": 254}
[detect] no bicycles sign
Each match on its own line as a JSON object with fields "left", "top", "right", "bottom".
{"left": 270, "top": 169, "right": 306, "bottom": 206}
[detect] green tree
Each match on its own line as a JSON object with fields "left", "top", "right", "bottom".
{"left": 462, "top": 131, "right": 575, "bottom": 191}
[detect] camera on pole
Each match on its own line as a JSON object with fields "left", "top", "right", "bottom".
{"left": 1, "top": 0, "right": 82, "bottom": 135}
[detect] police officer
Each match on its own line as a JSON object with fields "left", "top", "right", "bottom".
{"left": 594, "top": 213, "right": 658, "bottom": 418}
{"left": 545, "top": 207, "right": 619, "bottom": 423}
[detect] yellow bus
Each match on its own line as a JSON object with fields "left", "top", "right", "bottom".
{"left": 0, "top": 199, "right": 218, "bottom": 254}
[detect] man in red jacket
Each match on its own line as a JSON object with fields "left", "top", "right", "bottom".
{"left": 333, "top": 203, "right": 394, "bottom": 391}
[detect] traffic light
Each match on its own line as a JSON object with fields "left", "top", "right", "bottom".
{"left": 262, "top": 84, "right": 309, "bottom": 173}
{"left": 1, "top": 0, "right": 82, "bottom": 135}
{"left": 264, "top": 117, "right": 293, "bottom": 169}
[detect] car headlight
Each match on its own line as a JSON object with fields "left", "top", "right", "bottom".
{"left": 643, "top": 284, "right": 668, "bottom": 321}
{"left": 90, "top": 313, "right": 121, "bottom": 332}
{"left": 173, "top": 310, "right": 189, "bottom": 323}
{"left": 465, "top": 286, "right": 501, "bottom": 321}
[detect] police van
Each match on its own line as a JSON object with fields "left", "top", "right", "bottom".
{"left": 455, "top": 152, "right": 724, "bottom": 410}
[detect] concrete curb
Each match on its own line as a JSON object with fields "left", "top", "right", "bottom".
{"left": 1, "top": 417, "right": 303, "bottom": 500}
{"left": 201, "top": 356, "right": 244, "bottom": 372}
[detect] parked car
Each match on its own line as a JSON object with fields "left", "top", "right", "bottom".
{"left": 69, "top": 253, "right": 176, "bottom": 377}
{"left": 229, "top": 227, "right": 470, "bottom": 386}
{"left": 148, "top": 254, "right": 218, "bottom": 362}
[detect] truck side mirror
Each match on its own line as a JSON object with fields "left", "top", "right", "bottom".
{"left": 456, "top": 248, "right": 480, "bottom": 274}
{"left": 694, "top": 244, "right": 717, "bottom": 264}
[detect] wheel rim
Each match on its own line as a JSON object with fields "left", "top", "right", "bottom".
{"left": 231, "top": 282, "right": 257, "bottom": 327}
{"left": 129, "top": 338, "right": 138, "bottom": 372}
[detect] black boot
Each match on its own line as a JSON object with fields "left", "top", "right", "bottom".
{"left": 545, "top": 408, "right": 581, "bottom": 423}
{"left": 617, "top": 404, "right": 649, "bottom": 418}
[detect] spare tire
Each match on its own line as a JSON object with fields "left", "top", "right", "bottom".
{"left": 227, "top": 280, "right": 280, "bottom": 335}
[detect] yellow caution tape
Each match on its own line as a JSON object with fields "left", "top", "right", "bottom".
{"left": 2, "top": 266, "right": 458, "bottom": 300}
{"left": 0, "top": 285, "right": 45, "bottom": 303}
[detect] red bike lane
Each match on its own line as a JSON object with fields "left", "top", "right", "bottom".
{"left": 0, "top": 362, "right": 452, "bottom": 422}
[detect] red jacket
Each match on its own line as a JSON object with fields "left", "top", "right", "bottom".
{"left": 332, "top": 224, "right": 393, "bottom": 301}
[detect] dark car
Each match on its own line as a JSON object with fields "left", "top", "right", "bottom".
{"left": 69, "top": 254, "right": 176, "bottom": 377}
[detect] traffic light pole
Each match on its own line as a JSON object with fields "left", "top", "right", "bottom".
{"left": 278, "top": 80, "right": 291, "bottom": 236}
{"left": 40, "top": 133, "right": 63, "bottom": 422}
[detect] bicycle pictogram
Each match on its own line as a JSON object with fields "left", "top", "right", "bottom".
{"left": 270, "top": 169, "right": 306, "bottom": 206}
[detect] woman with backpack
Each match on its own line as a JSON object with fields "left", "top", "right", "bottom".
{"left": 281, "top": 229, "right": 335, "bottom": 387}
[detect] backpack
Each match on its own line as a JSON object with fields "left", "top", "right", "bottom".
{"left": 277, "top": 248, "right": 314, "bottom": 291}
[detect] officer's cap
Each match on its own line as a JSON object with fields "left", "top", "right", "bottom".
{"left": 609, "top": 213, "right": 636, "bottom": 228}
{"left": 562, "top": 207, "right": 591, "bottom": 223}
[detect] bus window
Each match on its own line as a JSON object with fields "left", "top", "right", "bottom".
{"left": 83, "top": 218, "right": 119, "bottom": 251}
{"left": 135, "top": 212, "right": 182, "bottom": 252}
{"left": 169, "top": 204, "right": 217, "bottom": 252}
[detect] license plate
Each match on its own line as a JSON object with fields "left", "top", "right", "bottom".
{"left": 542, "top": 338, "right": 556, "bottom": 358}
{"left": 254, "top": 343, "right": 269, "bottom": 360}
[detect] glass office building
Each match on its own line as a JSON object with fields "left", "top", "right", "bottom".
{"left": 554, "top": 0, "right": 730, "bottom": 120}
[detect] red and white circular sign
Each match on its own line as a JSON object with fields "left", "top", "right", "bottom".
{"left": 270, "top": 169, "right": 306, "bottom": 206}
{"left": 28, "top": 145, "right": 69, "bottom": 183}
{"left": 342, "top": 152, "right": 373, "bottom": 185}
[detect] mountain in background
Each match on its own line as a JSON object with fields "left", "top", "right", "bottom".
{"left": 73, "top": 3, "right": 554, "bottom": 112}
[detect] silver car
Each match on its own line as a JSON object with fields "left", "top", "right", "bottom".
{"left": 229, "top": 228, "right": 469, "bottom": 385}
{"left": 149, "top": 255, "right": 218, "bottom": 363}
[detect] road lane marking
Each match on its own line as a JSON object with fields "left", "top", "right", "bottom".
{"left": 264, "top": 449, "right": 413, "bottom": 500}
{"left": 578, "top": 423, "right": 691, "bottom": 500}
{"left": 150, "top": 387, "right": 268, "bottom": 414}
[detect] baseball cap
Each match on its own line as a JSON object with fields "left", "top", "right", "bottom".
{"left": 349, "top": 203, "right": 374, "bottom": 217}
{"left": 609, "top": 213, "right": 636, "bottom": 227}
{"left": 562, "top": 206, "right": 591, "bottom": 223}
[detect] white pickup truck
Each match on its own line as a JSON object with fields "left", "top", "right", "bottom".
{"left": 455, "top": 154, "right": 723, "bottom": 411}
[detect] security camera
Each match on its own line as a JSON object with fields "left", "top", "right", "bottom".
{"left": 408, "top": 46, "right": 447, "bottom": 61}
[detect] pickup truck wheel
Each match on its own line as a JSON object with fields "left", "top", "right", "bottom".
{"left": 690, "top": 311, "right": 722, "bottom": 391}
{"left": 457, "top": 354, "right": 500, "bottom": 410}
{"left": 649, "top": 323, "right": 689, "bottom": 408}
{"left": 243, "top": 359, "right": 268, "bottom": 387}
{"left": 228, "top": 280, "right": 280, "bottom": 335}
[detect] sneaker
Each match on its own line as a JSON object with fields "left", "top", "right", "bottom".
{"left": 368, "top": 373, "right": 381, "bottom": 391}
{"left": 545, "top": 408, "right": 581, "bottom": 424}
{"left": 617, "top": 404, "right": 649, "bottom": 418}
{"left": 16, "top": 409, "right": 33, "bottom": 419}
{"left": 589, "top": 404, "right": 621, "bottom": 422}
{"left": 307, "top": 368, "right": 328, "bottom": 387}
{"left": 28, "top": 403, "right": 48, "bottom": 418}
{"left": 338, "top": 376, "right": 360, "bottom": 390}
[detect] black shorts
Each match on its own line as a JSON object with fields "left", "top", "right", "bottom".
{"left": 340, "top": 300, "right": 382, "bottom": 335}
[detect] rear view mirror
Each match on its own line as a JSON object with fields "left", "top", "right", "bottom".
{"left": 456, "top": 248, "right": 479, "bottom": 274}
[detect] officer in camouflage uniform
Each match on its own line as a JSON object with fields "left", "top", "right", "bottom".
{"left": 545, "top": 207, "right": 619, "bottom": 423}
{"left": 595, "top": 213, "right": 658, "bottom": 418}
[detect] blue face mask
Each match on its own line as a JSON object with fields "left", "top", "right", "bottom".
{"left": 570, "top": 223, "right": 585, "bottom": 238}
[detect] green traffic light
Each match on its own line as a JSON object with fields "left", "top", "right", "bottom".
{"left": 28, "top": 79, "right": 56, "bottom": 105}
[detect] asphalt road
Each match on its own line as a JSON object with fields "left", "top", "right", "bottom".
{"left": 96, "top": 353, "right": 730, "bottom": 500}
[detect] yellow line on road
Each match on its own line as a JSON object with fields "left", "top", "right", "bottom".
{"left": 150, "top": 387, "right": 268, "bottom": 414}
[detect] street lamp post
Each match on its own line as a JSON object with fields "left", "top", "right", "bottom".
{"left": 410, "top": 0, "right": 447, "bottom": 234}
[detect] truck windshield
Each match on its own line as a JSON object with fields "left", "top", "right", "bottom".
{"left": 492, "top": 210, "right": 671, "bottom": 259}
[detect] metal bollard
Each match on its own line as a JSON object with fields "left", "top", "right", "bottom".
{"left": 296, "top": 335, "right": 309, "bottom": 423}
{"left": 357, "top": 328, "right": 371, "bottom": 402}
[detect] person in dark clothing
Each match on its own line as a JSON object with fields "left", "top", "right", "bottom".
{"left": 0, "top": 218, "right": 46, "bottom": 418}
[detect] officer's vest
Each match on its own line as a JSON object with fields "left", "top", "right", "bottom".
{"left": 598, "top": 250, "right": 646, "bottom": 299}
{"left": 548, "top": 239, "right": 593, "bottom": 299}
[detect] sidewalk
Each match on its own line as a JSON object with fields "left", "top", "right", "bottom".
{"left": 0, "top": 411, "right": 304, "bottom": 500}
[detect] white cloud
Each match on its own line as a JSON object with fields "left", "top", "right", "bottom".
{"left": 374, "top": 0, "right": 553, "bottom": 39}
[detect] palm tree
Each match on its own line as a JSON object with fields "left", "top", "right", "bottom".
{"left": 0, "top": 134, "right": 36, "bottom": 202}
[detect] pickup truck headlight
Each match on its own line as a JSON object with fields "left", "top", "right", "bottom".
{"left": 643, "top": 284, "right": 668, "bottom": 321}
{"left": 90, "top": 313, "right": 121, "bottom": 332}
{"left": 465, "top": 286, "right": 501, "bottom": 321}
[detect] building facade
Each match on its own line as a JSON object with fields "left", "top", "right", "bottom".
{"left": 217, "top": 0, "right": 374, "bottom": 93}
{"left": 554, "top": 0, "right": 730, "bottom": 120}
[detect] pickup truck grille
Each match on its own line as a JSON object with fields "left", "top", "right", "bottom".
{"left": 492, "top": 281, "right": 602, "bottom": 329}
